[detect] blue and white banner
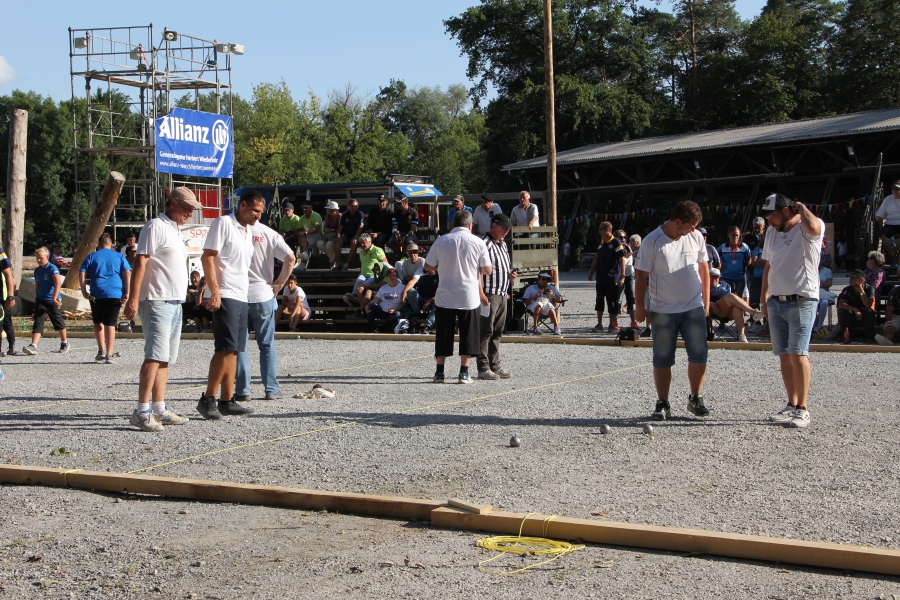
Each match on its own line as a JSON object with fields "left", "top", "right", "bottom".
{"left": 155, "top": 108, "right": 234, "bottom": 179}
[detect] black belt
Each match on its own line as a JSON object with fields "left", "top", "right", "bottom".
{"left": 770, "top": 294, "right": 799, "bottom": 302}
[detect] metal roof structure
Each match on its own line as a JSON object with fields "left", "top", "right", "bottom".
{"left": 502, "top": 108, "right": 900, "bottom": 171}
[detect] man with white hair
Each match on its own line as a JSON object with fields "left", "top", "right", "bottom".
{"left": 510, "top": 191, "right": 540, "bottom": 231}
{"left": 875, "top": 180, "right": 900, "bottom": 265}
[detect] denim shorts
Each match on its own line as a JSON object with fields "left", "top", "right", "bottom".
{"left": 767, "top": 296, "right": 817, "bottom": 356}
{"left": 138, "top": 300, "right": 182, "bottom": 364}
{"left": 212, "top": 298, "right": 249, "bottom": 353}
{"left": 650, "top": 306, "right": 708, "bottom": 368}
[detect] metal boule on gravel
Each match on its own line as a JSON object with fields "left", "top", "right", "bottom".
{"left": 599, "top": 424, "right": 611, "bottom": 434}
{"left": 642, "top": 423, "right": 654, "bottom": 435}
{"left": 509, "top": 435, "right": 521, "bottom": 448}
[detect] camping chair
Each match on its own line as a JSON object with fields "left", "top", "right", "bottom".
{"left": 518, "top": 297, "right": 567, "bottom": 333}
{"left": 707, "top": 311, "right": 738, "bottom": 341}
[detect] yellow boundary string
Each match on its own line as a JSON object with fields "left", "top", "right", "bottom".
{"left": 126, "top": 362, "right": 649, "bottom": 475}
{"left": 0, "top": 355, "right": 432, "bottom": 415}
{"left": 60, "top": 469, "right": 83, "bottom": 487}
{"left": 476, "top": 512, "right": 584, "bottom": 575}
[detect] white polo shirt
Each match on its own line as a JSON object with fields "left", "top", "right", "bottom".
{"left": 135, "top": 213, "right": 188, "bottom": 302}
{"left": 635, "top": 227, "right": 707, "bottom": 314}
{"left": 762, "top": 218, "right": 824, "bottom": 299}
{"left": 875, "top": 194, "right": 900, "bottom": 226}
{"left": 472, "top": 203, "right": 503, "bottom": 235}
{"left": 247, "top": 222, "right": 294, "bottom": 304}
{"left": 424, "top": 226, "right": 490, "bottom": 310}
{"left": 203, "top": 213, "right": 253, "bottom": 302}
{"left": 510, "top": 203, "right": 540, "bottom": 227}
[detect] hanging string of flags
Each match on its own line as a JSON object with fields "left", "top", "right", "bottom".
{"left": 558, "top": 197, "right": 868, "bottom": 227}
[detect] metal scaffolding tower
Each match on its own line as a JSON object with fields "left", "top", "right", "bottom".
{"left": 68, "top": 24, "right": 235, "bottom": 242}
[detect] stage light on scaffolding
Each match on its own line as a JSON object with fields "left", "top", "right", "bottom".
{"left": 230, "top": 44, "right": 245, "bottom": 56}
{"left": 130, "top": 45, "right": 143, "bottom": 60}
{"left": 215, "top": 43, "right": 231, "bottom": 54}
{"left": 163, "top": 30, "right": 178, "bottom": 42}
{"left": 74, "top": 37, "right": 89, "bottom": 49}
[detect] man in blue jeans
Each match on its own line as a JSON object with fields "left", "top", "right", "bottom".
{"left": 234, "top": 214, "right": 297, "bottom": 401}
{"left": 635, "top": 200, "right": 711, "bottom": 421}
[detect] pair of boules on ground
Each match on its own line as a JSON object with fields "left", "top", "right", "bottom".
{"left": 596, "top": 423, "right": 654, "bottom": 434}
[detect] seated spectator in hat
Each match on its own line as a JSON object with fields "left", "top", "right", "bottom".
{"left": 403, "top": 268, "right": 439, "bottom": 333}
{"left": 279, "top": 202, "right": 302, "bottom": 251}
{"left": 865, "top": 251, "right": 885, "bottom": 297}
{"left": 276, "top": 274, "right": 310, "bottom": 331}
{"left": 344, "top": 233, "right": 390, "bottom": 310}
{"left": 296, "top": 200, "right": 323, "bottom": 261}
{"left": 522, "top": 271, "right": 562, "bottom": 335}
{"left": 698, "top": 228, "right": 722, "bottom": 270}
{"left": 395, "top": 243, "right": 425, "bottom": 286}
{"left": 813, "top": 261, "right": 837, "bottom": 335}
{"left": 49, "top": 244, "right": 70, "bottom": 267}
{"left": 707, "top": 268, "right": 762, "bottom": 343}
{"left": 317, "top": 200, "right": 344, "bottom": 269}
{"left": 875, "top": 284, "right": 900, "bottom": 346}
{"left": 365, "top": 268, "right": 406, "bottom": 332}
{"left": 387, "top": 196, "right": 419, "bottom": 254}
{"left": 828, "top": 269, "right": 876, "bottom": 342}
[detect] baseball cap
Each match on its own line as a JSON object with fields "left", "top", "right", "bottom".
{"left": 324, "top": 200, "right": 340, "bottom": 210}
{"left": 538, "top": 271, "right": 553, "bottom": 279}
{"left": 491, "top": 213, "right": 511, "bottom": 228}
{"left": 892, "top": 180, "right": 900, "bottom": 190}
{"left": 709, "top": 267, "right": 721, "bottom": 277}
{"left": 697, "top": 227, "right": 708, "bottom": 236}
{"left": 169, "top": 187, "right": 203, "bottom": 209}
{"left": 481, "top": 194, "right": 492, "bottom": 202}
{"left": 283, "top": 202, "right": 294, "bottom": 210}
{"left": 301, "top": 199, "right": 312, "bottom": 207}
{"left": 760, "top": 193, "right": 793, "bottom": 215}
{"left": 386, "top": 267, "right": 398, "bottom": 276}
{"left": 453, "top": 194, "right": 465, "bottom": 203}
{"left": 849, "top": 269, "right": 866, "bottom": 279}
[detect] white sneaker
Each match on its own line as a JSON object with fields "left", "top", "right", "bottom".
{"left": 875, "top": 334, "right": 893, "bottom": 346}
{"left": 130, "top": 409, "right": 163, "bottom": 432}
{"left": 751, "top": 309, "right": 764, "bottom": 323}
{"left": 22, "top": 344, "right": 37, "bottom": 356}
{"left": 153, "top": 406, "right": 189, "bottom": 425}
{"left": 769, "top": 405, "right": 795, "bottom": 422}
{"left": 300, "top": 251, "right": 310, "bottom": 261}
{"left": 737, "top": 334, "right": 748, "bottom": 343}
{"left": 789, "top": 408, "right": 810, "bottom": 428}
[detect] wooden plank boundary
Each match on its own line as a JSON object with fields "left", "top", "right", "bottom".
{"left": 3, "top": 465, "right": 900, "bottom": 576}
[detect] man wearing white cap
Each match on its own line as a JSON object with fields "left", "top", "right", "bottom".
{"left": 124, "top": 187, "right": 204, "bottom": 432}
{"left": 318, "top": 200, "right": 343, "bottom": 269}
{"left": 759, "top": 193, "right": 824, "bottom": 429}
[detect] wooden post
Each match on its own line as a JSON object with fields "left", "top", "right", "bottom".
{"left": 543, "top": 0, "right": 557, "bottom": 227}
{"left": 62, "top": 171, "right": 125, "bottom": 290}
{"left": 5, "top": 109, "right": 28, "bottom": 286}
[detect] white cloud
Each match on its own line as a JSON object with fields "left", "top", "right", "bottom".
{"left": 0, "top": 56, "right": 17, "bottom": 86}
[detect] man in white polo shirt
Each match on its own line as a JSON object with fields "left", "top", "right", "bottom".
{"left": 235, "top": 198, "right": 297, "bottom": 402}
{"left": 760, "top": 193, "right": 824, "bottom": 429}
{"left": 196, "top": 191, "right": 265, "bottom": 420}
{"left": 424, "top": 209, "right": 492, "bottom": 384}
{"left": 124, "top": 187, "right": 203, "bottom": 432}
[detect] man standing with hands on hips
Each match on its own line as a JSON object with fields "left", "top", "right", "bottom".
{"left": 196, "top": 191, "right": 265, "bottom": 420}
{"left": 760, "top": 193, "right": 824, "bottom": 429}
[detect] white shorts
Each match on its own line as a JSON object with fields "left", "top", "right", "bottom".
{"left": 528, "top": 301, "right": 554, "bottom": 316}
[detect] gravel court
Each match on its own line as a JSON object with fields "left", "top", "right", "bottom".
{"left": 2, "top": 336, "right": 900, "bottom": 596}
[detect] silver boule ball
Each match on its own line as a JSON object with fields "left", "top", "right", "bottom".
{"left": 599, "top": 424, "right": 611, "bottom": 434}
{"left": 509, "top": 435, "right": 521, "bottom": 448}
{"left": 642, "top": 423, "right": 654, "bottom": 435}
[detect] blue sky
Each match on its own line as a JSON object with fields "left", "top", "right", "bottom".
{"left": 1, "top": 0, "right": 767, "bottom": 104}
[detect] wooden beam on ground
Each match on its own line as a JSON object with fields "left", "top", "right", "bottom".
{"left": 430, "top": 507, "right": 900, "bottom": 576}
{"left": 448, "top": 498, "right": 492, "bottom": 514}
{"left": 0, "top": 464, "right": 439, "bottom": 520}
{"left": 4, "top": 464, "right": 900, "bottom": 576}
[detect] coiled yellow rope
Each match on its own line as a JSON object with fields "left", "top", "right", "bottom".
{"left": 476, "top": 512, "right": 584, "bottom": 575}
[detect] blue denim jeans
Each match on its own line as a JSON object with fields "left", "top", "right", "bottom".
{"left": 235, "top": 298, "right": 279, "bottom": 396}
{"left": 650, "top": 307, "right": 708, "bottom": 368}
{"left": 406, "top": 288, "right": 422, "bottom": 313}
{"left": 767, "top": 296, "right": 817, "bottom": 356}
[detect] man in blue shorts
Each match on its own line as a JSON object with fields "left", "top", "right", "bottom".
{"left": 80, "top": 233, "right": 132, "bottom": 363}
{"left": 635, "top": 200, "right": 710, "bottom": 421}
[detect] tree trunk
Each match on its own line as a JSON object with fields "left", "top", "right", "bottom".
{"left": 5, "top": 109, "right": 28, "bottom": 287}
{"left": 62, "top": 171, "right": 126, "bottom": 290}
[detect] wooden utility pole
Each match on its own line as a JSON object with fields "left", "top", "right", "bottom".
{"left": 62, "top": 171, "right": 126, "bottom": 290}
{"left": 543, "top": 0, "right": 557, "bottom": 227}
{"left": 5, "top": 109, "right": 28, "bottom": 287}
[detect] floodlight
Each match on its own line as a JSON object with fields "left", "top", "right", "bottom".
{"left": 693, "top": 159, "right": 701, "bottom": 171}
{"left": 215, "top": 43, "right": 231, "bottom": 54}
{"left": 573, "top": 170, "right": 580, "bottom": 182}
{"left": 129, "top": 45, "right": 143, "bottom": 60}
{"left": 163, "top": 30, "right": 178, "bottom": 42}
{"left": 74, "top": 37, "right": 88, "bottom": 49}
{"left": 847, "top": 144, "right": 855, "bottom": 157}
{"left": 230, "top": 44, "right": 244, "bottom": 56}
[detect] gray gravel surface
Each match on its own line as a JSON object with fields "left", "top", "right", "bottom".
{"left": 1, "top": 302, "right": 899, "bottom": 597}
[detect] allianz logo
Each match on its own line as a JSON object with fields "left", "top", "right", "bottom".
{"left": 158, "top": 116, "right": 230, "bottom": 152}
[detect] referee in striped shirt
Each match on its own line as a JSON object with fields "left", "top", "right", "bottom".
{"left": 477, "top": 213, "right": 517, "bottom": 380}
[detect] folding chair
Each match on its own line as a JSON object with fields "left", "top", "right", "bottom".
{"left": 707, "top": 312, "right": 738, "bottom": 341}
{"left": 518, "top": 297, "right": 567, "bottom": 333}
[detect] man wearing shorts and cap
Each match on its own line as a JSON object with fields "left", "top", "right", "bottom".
{"left": 875, "top": 180, "right": 900, "bottom": 265}
{"left": 196, "top": 191, "right": 265, "bottom": 420}
{"left": 124, "top": 187, "right": 203, "bottom": 432}
{"left": 760, "top": 193, "right": 824, "bottom": 429}
{"left": 234, "top": 197, "right": 297, "bottom": 402}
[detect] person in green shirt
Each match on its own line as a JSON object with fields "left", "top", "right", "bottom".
{"left": 296, "top": 200, "right": 323, "bottom": 261}
{"left": 278, "top": 203, "right": 303, "bottom": 251}
{"left": 343, "top": 233, "right": 389, "bottom": 311}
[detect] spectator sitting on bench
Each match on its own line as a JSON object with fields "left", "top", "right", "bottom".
{"left": 336, "top": 199, "right": 365, "bottom": 271}
{"left": 278, "top": 203, "right": 302, "bottom": 252}
{"left": 813, "top": 260, "right": 837, "bottom": 336}
{"left": 828, "top": 269, "right": 876, "bottom": 342}
{"left": 875, "top": 284, "right": 900, "bottom": 346}
{"left": 707, "top": 267, "right": 763, "bottom": 343}
{"left": 277, "top": 274, "right": 309, "bottom": 331}
{"left": 522, "top": 271, "right": 562, "bottom": 335}
{"left": 394, "top": 243, "right": 425, "bottom": 284}
{"left": 403, "top": 268, "right": 438, "bottom": 334}
{"left": 344, "top": 233, "right": 390, "bottom": 311}
{"left": 296, "top": 200, "right": 323, "bottom": 262}
{"left": 317, "top": 201, "right": 343, "bottom": 270}
{"left": 865, "top": 251, "right": 885, "bottom": 297}
{"left": 185, "top": 270, "right": 201, "bottom": 330}
{"left": 365, "top": 268, "right": 405, "bottom": 333}
{"left": 194, "top": 276, "right": 213, "bottom": 333}
{"left": 366, "top": 195, "right": 393, "bottom": 248}
{"left": 387, "top": 196, "right": 419, "bottom": 255}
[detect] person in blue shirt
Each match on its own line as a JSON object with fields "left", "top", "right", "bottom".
{"left": 80, "top": 233, "right": 132, "bottom": 363}
{"left": 717, "top": 226, "right": 751, "bottom": 297}
{"left": 446, "top": 195, "right": 473, "bottom": 230}
{"left": 22, "top": 247, "right": 68, "bottom": 355}
{"left": 708, "top": 267, "right": 762, "bottom": 343}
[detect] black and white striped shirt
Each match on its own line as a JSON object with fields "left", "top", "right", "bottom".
{"left": 482, "top": 234, "right": 511, "bottom": 296}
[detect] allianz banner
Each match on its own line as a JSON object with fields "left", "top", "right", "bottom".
{"left": 155, "top": 108, "right": 234, "bottom": 178}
